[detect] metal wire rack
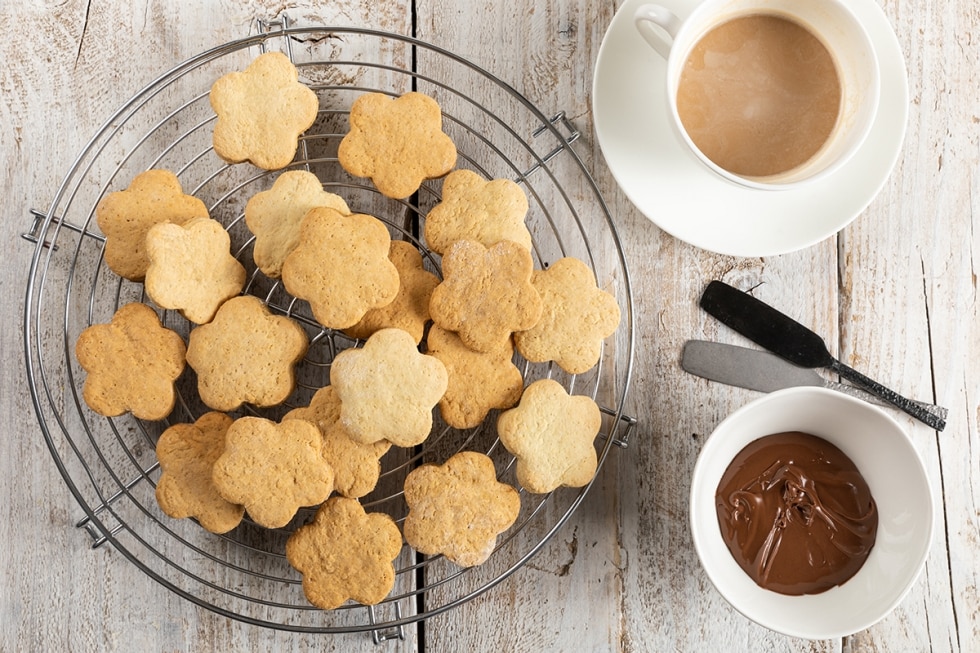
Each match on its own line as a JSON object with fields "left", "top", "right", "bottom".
{"left": 22, "top": 19, "right": 636, "bottom": 639}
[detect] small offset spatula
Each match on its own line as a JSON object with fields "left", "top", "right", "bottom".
{"left": 699, "top": 280, "right": 947, "bottom": 431}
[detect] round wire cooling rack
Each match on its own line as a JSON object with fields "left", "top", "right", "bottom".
{"left": 23, "top": 20, "right": 636, "bottom": 637}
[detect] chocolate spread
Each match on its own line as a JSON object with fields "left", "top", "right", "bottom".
{"left": 715, "top": 431, "right": 878, "bottom": 595}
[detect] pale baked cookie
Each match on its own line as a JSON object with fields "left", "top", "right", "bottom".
{"left": 144, "top": 217, "right": 246, "bottom": 325}
{"left": 211, "top": 416, "right": 334, "bottom": 529}
{"left": 423, "top": 169, "right": 532, "bottom": 255}
{"left": 496, "top": 379, "right": 601, "bottom": 494}
{"left": 155, "top": 412, "right": 244, "bottom": 534}
{"left": 75, "top": 302, "right": 186, "bottom": 420}
{"left": 284, "top": 386, "right": 392, "bottom": 499}
{"left": 281, "top": 207, "right": 400, "bottom": 330}
{"left": 244, "top": 170, "right": 350, "bottom": 278}
{"left": 185, "top": 295, "right": 309, "bottom": 411}
{"left": 403, "top": 451, "right": 520, "bottom": 567}
{"left": 425, "top": 325, "right": 524, "bottom": 429}
{"left": 343, "top": 240, "right": 440, "bottom": 345}
{"left": 286, "top": 497, "right": 403, "bottom": 609}
{"left": 428, "top": 239, "right": 542, "bottom": 353}
{"left": 209, "top": 51, "right": 319, "bottom": 170}
{"left": 96, "top": 169, "right": 209, "bottom": 281}
{"left": 338, "top": 91, "right": 457, "bottom": 199}
{"left": 513, "top": 257, "right": 621, "bottom": 374}
{"left": 330, "top": 328, "right": 448, "bottom": 447}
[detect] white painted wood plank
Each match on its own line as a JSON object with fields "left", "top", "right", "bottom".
{"left": 2, "top": 2, "right": 418, "bottom": 651}
{"left": 837, "top": 0, "right": 978, "bottom": 649}
{"left": 409, "top": 0, "right": 626, "bottom": 648}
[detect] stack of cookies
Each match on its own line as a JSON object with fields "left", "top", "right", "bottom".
{"left": 74, "top": 50, "right": 621, "bottom": 611}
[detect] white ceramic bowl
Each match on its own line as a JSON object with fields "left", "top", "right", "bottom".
{"left": 690, "top": 386, "right": 934, "bottom": 639}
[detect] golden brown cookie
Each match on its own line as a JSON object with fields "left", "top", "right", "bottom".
{"left": 338, "top": 92, "right": 457, "bottom": 199}
{"left": 211, "top": 416, "right": 334, "bottom": 529}
{"left": 144, "top": 217, "right": 246, "bottom": 325}
{"left": 428, "top": 239, "right": 542, "bottom": 353}
{"left": 513, "top": 257, "right": 621, "bottom": 374}
{"left": 403, "top": 451, "right": 520, "bottom": 567}
{"left": 209, "top": 51, "right": 319, "bottom": 170}
{"left": 423, "top": 169, "right": 532, "bottom": 255}
{"left": 282, "top": 208, "right": 399, "bottom": 329}
{"left": 330, "top": 328, "right": 448, "bottom": 447}
{"left": 343, "top": 240, "right": 440, "bottom": 344}
{"left": 425, "top": 325, "right": 524, "bottom": 429}
{"left": 284, "top": 386, "right": 392, "bottom": 499}
{"left": 95, "top": 169, "right": 209, "bottom": 281}
{"left": 185, "top": 295, "right": 308, "bottom": 411}
{"left": 281, "top": 207, "right": 400, "bottom": 330}
{"left": 496, "top": 379, "right": 601, "bottom": 494}
{"left": 155, "top": 412, "right": 244, "bottom": 534}
{"left": 286, "top": 497, "right": 403, "bottom": 609}
{"left": 244, "top": 170, "right": 351, "bottom": 278}
{"left": 75, "top": 302, "right": 186, "bottom": 420}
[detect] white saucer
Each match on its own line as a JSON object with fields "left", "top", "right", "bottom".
{"left": 592, "top": 0, "right": 909, "bottom": 257}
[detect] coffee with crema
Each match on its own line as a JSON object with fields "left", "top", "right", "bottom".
{"left": 676, "top": 14, "right": 842, "bottom": 178}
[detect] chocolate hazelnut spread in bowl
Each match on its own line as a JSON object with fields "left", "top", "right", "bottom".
{"left": 690, "top": 387, "right": 933, "bottom": 639}
{"left": 715, "top": 431, "right": 879, "bottom": 596}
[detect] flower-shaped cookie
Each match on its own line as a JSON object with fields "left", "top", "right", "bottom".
{"left": 186, "top": 295, "right": 309, "bottom": 411}
{"left": 155, "top": 412, "right": 244, "bottom": 534}
{"left": 244, "top": 170, "right": 351, "bottom": 278}
{"left": 211, "top": 416, "right": 334, "bottom": 529}
{"left": 514, "top": 257, "right": 621, "bottom": 374}
{"left": 343, "top": 240, "right": 440, "bottom": 344}
{"left": 96, "top": 169, "right": 209, "bottom": 281}
{"left": 286, "top": 497, "right": 403, "bottom": 609}
{"left": 145, "top": 217, "right": 246, "bottom": 324}
{"left": 426, "top": 325, "right": 524, "bottom": 429}
{"left": 284, "top": 386, "right": 391, "bottom": 499}
{"left": 338, "top": 92, "right": 457, "bottom": 199}
{"left": 423, "top": 169, "right": 532, "bottom": 255}
{"left": 330, "top": 328, "right": 448, "bottom": 447}
{"left": 209, "top": 51, "right": 319, "bottom": 170}
{"left": 496, "top": 379, "right": 601, "bottom": 494}
{"left": 281, "top": 207, "right": 400, "bottom": 329}
{"left": 403, "top": 451, "right": 520, "bottom": 567}
{"left": 428, "top": 239, "right": 542, "bottom": 353}
{"left": 75, "top": 302, "right": 186, "bottom": 420}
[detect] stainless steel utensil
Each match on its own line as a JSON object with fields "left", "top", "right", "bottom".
{"left": 699, "top": 280, "right": 947, "bottom": 431}
{"left": 681, "top": 339, "right": 948, "bottom": 421}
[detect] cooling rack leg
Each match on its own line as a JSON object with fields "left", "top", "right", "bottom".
{"left": 598, "top": 406, "right": 638, "bottom": 449}
{"left": 22, "top": 208, "right": 104, "bottom": 251}
{"left": 367, "top": 602, "right": 406, "bottom": 644}
{"left": 21, "top": 209, "right": 49, "bottom": 246}
{"left": 515, "top": 111, "right": 581, "bottom": 183}
{"left": 76, "top": 517, "right": 123, "bottom": 548}
{"left": 255, "top": 14, "right": 293, "bottom": 57}
{"left": 74, "top": 464, "right": 158, "bottom": 548}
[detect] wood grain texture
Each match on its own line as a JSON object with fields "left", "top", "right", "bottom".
{"left": 1, "top": 0, "right": 977, "bottom": 651}
{"left": 839, "top": 0, "right": 979, "bottom": 649}
{"left": 413, "top": 2, "right": 625, "bottom": 649}
{"left": 2, "top": 2, "right": 417, "bottom": 652}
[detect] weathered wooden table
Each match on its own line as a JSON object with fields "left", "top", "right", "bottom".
{"left": 2, "top": 1, "right": 976, "bottom": 651}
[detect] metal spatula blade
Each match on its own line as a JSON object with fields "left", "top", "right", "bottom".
{"left": 681, "top": 339, "right": 948, "bottom": 419}
{"left": 698, "top": 280, "right": 947, "bottom": 431}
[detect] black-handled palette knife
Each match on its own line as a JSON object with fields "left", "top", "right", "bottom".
{"left": 699, "top": 280, "right": 947, "bottom": 431}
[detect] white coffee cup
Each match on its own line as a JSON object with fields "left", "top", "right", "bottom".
{"left": 634, "top": 0, "right": 880, "bottom": 190}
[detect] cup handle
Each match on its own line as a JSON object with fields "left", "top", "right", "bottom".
{"left": 634, "top": 4, "right": 682, "bottom": 59}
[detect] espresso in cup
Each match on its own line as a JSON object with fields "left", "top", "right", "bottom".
{"left": 676, "top": 14, "right": 842, "bottom": 178}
